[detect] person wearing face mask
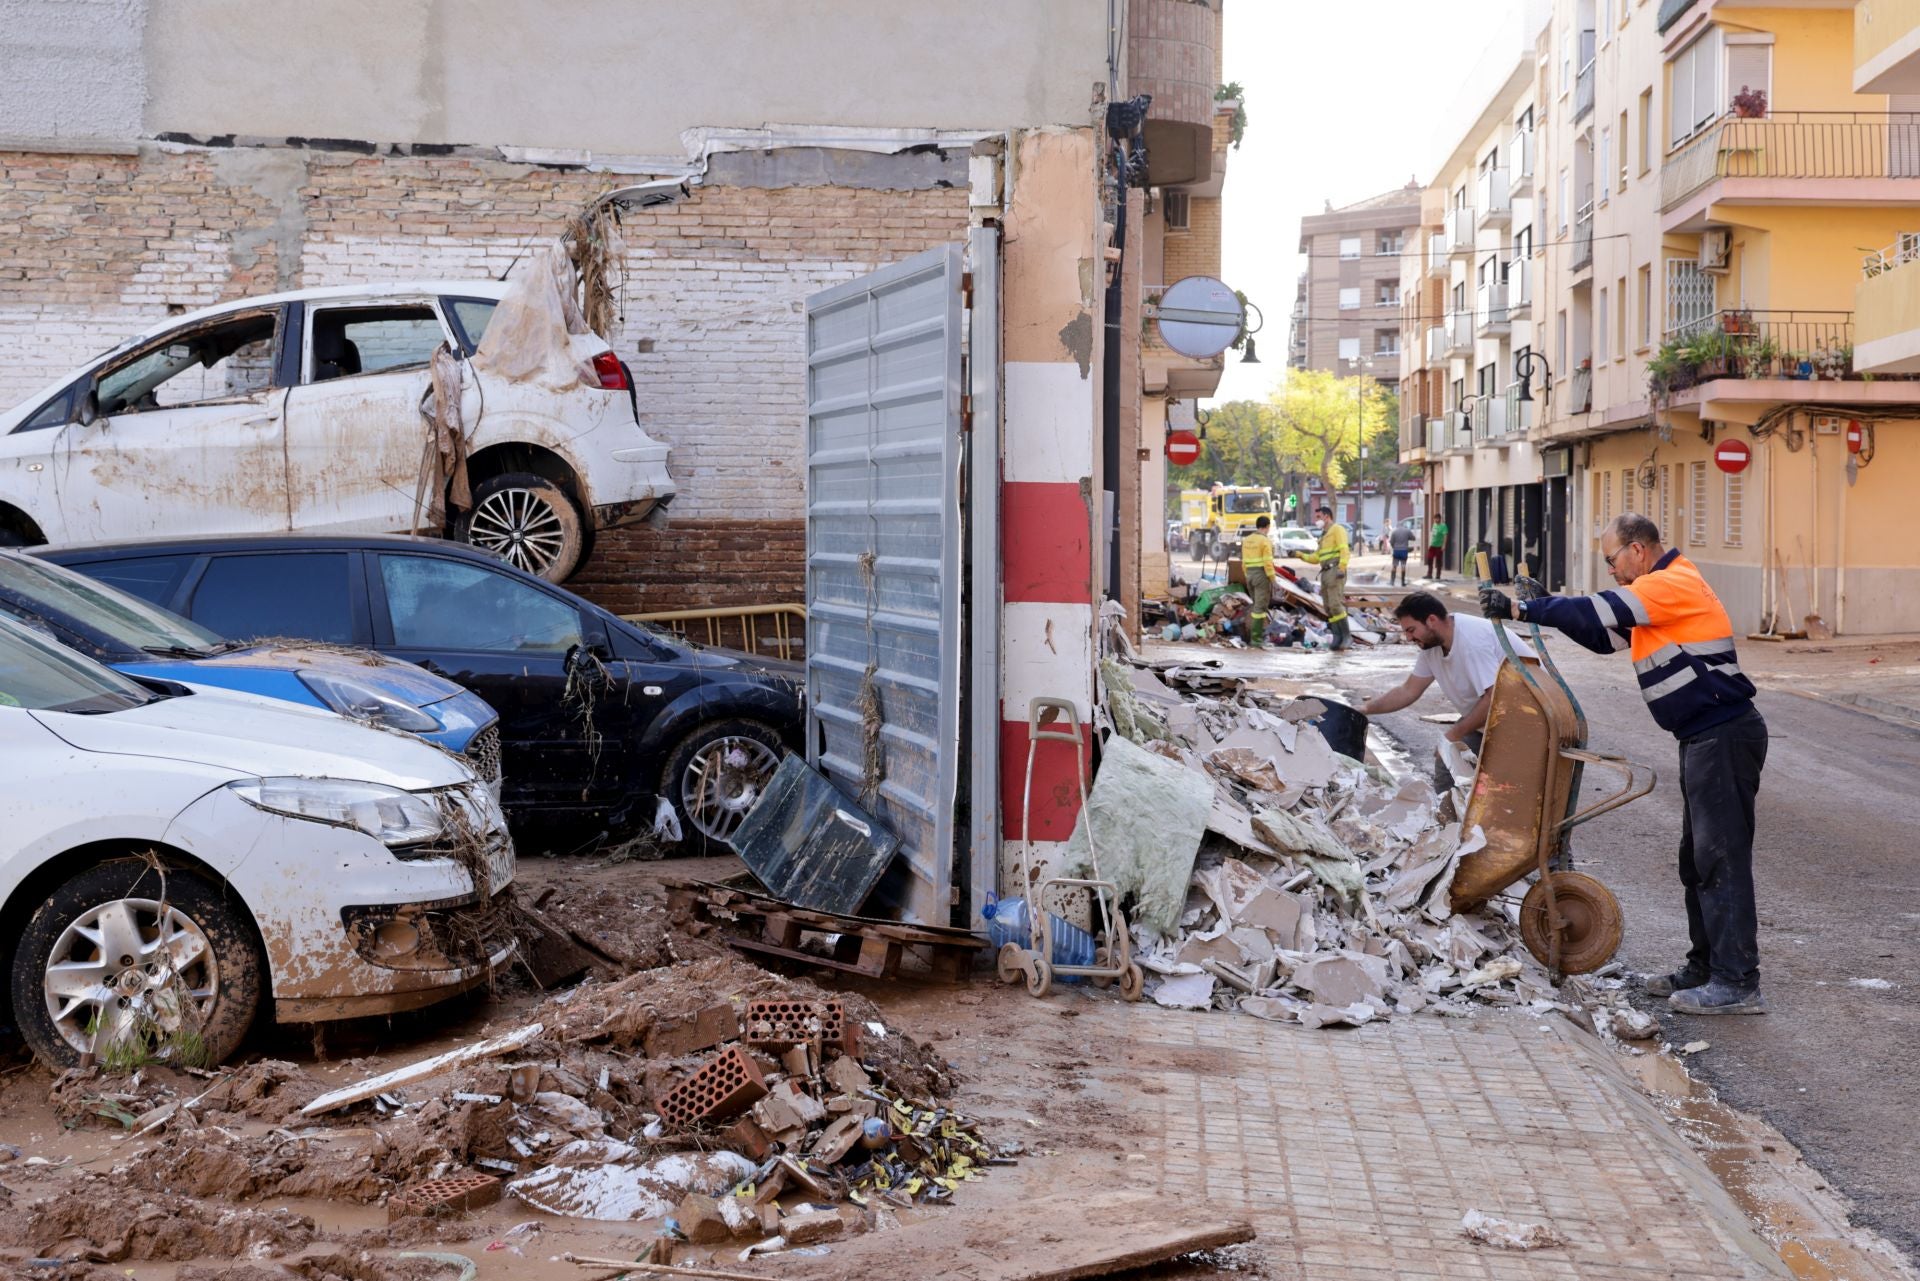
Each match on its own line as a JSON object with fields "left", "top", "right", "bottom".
{"left": 1293, "top": 505, "right": 1352, "bottom": 650}
{"left": 1480, "top": 513, "right": 1767, "bottom": 1017}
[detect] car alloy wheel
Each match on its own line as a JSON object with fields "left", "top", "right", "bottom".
{"left": 468, "top": 486, "right": 571, "bottom": 576}
{"left": 43, "top": 897, "right": 218, "bottom": 1058}
{"left": 681, "top": 735, "right": 781, "bottom": 842}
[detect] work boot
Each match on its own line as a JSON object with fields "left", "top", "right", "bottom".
{"left": 1329, "top": 618, "right": 1351, "bottom": 651}
{"left": 1639, "top": 966, "right": 1708, "bottom": 997}
{"left": 1669, "top": 979, "right": 1767, "bottom": 1016}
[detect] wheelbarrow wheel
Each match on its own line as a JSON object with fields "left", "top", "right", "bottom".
{"left": 1118, "top": 963, "right": 1145, "bottom": 1002}
{"left": 1026, "top": 957, "right": 1053, "bottom": 998}
{"left": 997, "top": 943, "right": 1027, "bottom": 985}
{"left": 1520, "top": 872, "right": 1624, "bottom": 974}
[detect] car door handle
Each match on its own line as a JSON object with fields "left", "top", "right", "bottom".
{"left": 240, "top": 415, "right": 278, "bottom": 429}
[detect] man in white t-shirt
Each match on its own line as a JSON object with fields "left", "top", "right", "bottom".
{"left": 1359, "top": 590, "right": 1531, "bottom": 790}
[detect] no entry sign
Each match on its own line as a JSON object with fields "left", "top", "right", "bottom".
{"left": 1166, "top": 430, "right": 1201, "bottom": 467}
{"left": 1714, "top": 439, "right": 1751, "bottom": 474}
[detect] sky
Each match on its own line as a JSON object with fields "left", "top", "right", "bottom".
{"left": 1209, "top": 0, "right": 1525, "bottom": 406}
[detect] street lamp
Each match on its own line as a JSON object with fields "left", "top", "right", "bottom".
{"left": 1513, "top": 349, "right": 1553, "bottom": 412}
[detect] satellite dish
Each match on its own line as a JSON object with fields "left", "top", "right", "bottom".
{"left": 1155, "top": 276, "right": 1245, "bottom": 360}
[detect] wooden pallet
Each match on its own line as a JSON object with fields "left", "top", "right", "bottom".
{"left": 666, "top": 877, "right": 984, "bottom": 983}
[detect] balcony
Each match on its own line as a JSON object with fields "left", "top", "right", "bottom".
{"left": 1661, "top": 111, "right": 1920, "bottom": 226}
{"left": 1856, "top": 0, "right": 1920, "bottom": 94}
{"left": 1656, "top": 310, "right": 1857, "bottom": 388}
{"left": 1426, "top": 229, "right": 1450, "bottom": 278}
{"left": 1444, "top": 311, "right": 1474, "bottom": 357}
{"left": 1857, "top": 236, "right": 1920, "bottom": 373}
{"left": 1477, "top": 168, "right": 1512, "bottom": 228}
{"left": 1574, "top": 31, "right": 1596, "bottom": 122}
{"left": 1507, "top": 259, "right": 1534, "bottom": 317}
{"left": 1572, "top": 199, "right": 1595, "bottom": 273}
{"left": 1511, "top": 130, "right": 1537, "bottom": 193}
{"left": 1471, "top": 391, "right": 1508, "bottom": 443}
{"left": 1446, "top": 208, "right": 1476, "bottom": 255}
{"left": 1426, "top": 417, "right": 1445, "bottom": 455}
{"left": 1476, "top": 281, "right": 1510, "bottom": 336}
{"left": 1570, "top": 365, "right": 1594, "bottom": 414}
{"left": 1444, "top": 409, "right": 1474, "bottom": 451}
{"left": 1400, "top": 412, "right": 1429, "bottom": 461}
{"left": 1126, "top": 0, "right": 1221, "bottom": 185}
{"left": 1426, "top": 324, "right": 1447, "bottom": 364}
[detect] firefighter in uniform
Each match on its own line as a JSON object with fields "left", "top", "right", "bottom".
{"left": 1481, "top": 512, "right": 1768, "bottom": 1015}
{"left": 1241, "top": 515, "right": 1275, "bottom": 648}
{"left": 1294, "top": 505, "right": 1352, "bottom": 650}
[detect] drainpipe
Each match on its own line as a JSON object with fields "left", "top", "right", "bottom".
{"left": 1103, "top": 97, "right": 1151, "bottom": 603}
{"left": 1836, "top": 458, "right": 1848, "bottom": 636}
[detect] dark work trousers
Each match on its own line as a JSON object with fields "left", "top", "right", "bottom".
{"left": 1676, "top": 704, "right": 1769, "bottom": 990}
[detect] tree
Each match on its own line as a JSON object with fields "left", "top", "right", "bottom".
{"left": 1268, "top": 368, "right": 1394, "bottom": 504}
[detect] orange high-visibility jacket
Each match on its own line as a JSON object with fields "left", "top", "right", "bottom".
{"left": 1519, "top": 549, "right": 1756, "bottom": 739}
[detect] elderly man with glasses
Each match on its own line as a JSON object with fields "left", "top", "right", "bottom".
{"left": 1480, "top": 513, "right": 1768, "bottom": 1016}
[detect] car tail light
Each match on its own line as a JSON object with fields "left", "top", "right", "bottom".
{"left": 592, "top": 351, "right": 629, "bottom": 390}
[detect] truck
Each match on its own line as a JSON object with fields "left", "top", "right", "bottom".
{"left": 1177, "top": 484, "right": 1275, "bottom": 559}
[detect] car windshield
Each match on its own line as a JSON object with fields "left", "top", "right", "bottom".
{"left": 0, "top": 555, "right": 225, "bottom": 657}
{"left": 0, "top": 617, "right": 156, "bottom": 714}
{"left": 1221, "top": 493, "right": 1269, "bottom": 514}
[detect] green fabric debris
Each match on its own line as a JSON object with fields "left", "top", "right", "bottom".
{"left": 1100, "top": 658, "right": 1166, "bottom": 744}
{"left": 1064, "top": 735, "right": 1211, "bottom": 932}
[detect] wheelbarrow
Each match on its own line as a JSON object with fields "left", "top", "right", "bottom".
{"left": 1448, "top": 561, "right": 1657, "bottom": 975}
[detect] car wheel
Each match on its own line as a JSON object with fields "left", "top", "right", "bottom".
{"left": 458, "top": 472, "right": 586, "bottom": 583}
{"left": 660, "top": 719, "right": 786, "bottom": 852}
{"left": 10, "top": 860, "right": 262, "bottom": 1069}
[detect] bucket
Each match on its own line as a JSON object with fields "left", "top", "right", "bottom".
{"left": 1310, "top": 700, "right": 1370, "bottom": 762}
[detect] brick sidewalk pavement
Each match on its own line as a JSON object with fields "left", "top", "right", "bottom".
{"left": 950, "top": 994, "right": 1788, "bottom": 1280}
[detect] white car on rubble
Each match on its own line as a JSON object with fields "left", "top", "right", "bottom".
{"left": 0, "top": 279, "right": 673, "bottom": 581}
{"left": 0, "top": 615, "right": 515, "bottom": 1068}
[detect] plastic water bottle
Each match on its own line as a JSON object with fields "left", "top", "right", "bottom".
{"left": 981, "top": 895, "right": 1097, "bottom": 969}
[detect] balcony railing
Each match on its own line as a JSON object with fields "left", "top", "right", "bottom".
{"left": 1472, "top": 391, "right": 1508, "bottom": 442}
{"left": 1508, "top": 258, "right": 1533, "bottom": 314}
{"left": 1663, "top": 112, "right": 1920, "bottom": 212}
{"left": 1445, "top": 311, "right": 1474, "bottom": 355}
{"left": 1574, "top": 31, "right": 1596, "bottom": 121}
{"left": 1477, "top": 168, "right": 1511, "bottom": 226}
{"left": 1426, "top": 325, "right": 1446, "bottom": 364}
{"left": 1655, "top": 310, "right": 1859, "bottom": 390}
{"left": 1476, "top": 281, "right": 1510, "bottom": 334}
{"left": 1512, "top": 130, "right": 1536, "bottom": 189}
{"left": 1426, "top": 417, "right": 1444, "bottom": 455}
{"left": 1447, "top": 208, "right": 1476, "bottom": 254}
{"left": 1570, "top": 365, "right": 1594, "bottom": 413}
{"left": 1445, "top": 409, "right": 1474, "bottom": 450}
{"left": 1864, "top": 233, "right": 1920, "bottom": 279}
{"left": 1400, "top": 412, "right": 1426, "bottom": 456}
{"left": 1572, "top": 200, "right": 1595, "bottom": 271}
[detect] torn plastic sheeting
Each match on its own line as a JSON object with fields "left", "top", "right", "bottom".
{"left": 1062, "top": 735, "right": 1212, "bottom": 933}
{"left": 1460, "top": 1209, "right": 1566, "bottom": 1251}
{"left": 506, "top": 1145, "right": 756, "bottom": 1221}
{"left": 1151, "top": 971, "right": 1217, "bottom": 1009}
{"left": 470, "top": 245, "right": 601, "bottom": 391}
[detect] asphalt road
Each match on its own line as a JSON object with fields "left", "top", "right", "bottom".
{"left": 1332, "top": 620, "right": 1920, "bottom": 1263}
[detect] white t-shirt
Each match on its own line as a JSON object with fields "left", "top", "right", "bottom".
{"left": 1412, "top": 614, "right": 1532, "bottom": 715}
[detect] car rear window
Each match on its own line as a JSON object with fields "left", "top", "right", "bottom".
{"left": 190, "top": 553, "right": 356, "bottom": 644}
{"left": 444, "top": 298, "right": 498, "bottom": 354}
{"left": 63, "top": 555, "right": 195, "bottom": 608}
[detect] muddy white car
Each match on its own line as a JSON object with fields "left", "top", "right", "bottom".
{"left": 0, "top": 280, "right": 673, "bottom": 581}
{"left": 0, "top": 616, "right": 515, "bottom": 1067}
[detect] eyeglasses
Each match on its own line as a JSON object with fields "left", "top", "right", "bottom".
{"left": 1603, "top": 544, "right": 1640, "bottom": 569}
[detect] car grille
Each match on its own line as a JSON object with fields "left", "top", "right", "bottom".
{"left": 467, "top": 725, "right": 502, "bottom": 785}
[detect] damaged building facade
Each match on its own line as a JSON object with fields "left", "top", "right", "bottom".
{"left": 0, "top": 0, "right": 1236, "bottom": 928}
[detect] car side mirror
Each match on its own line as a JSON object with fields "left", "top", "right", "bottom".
{"left": 76, "top": 389, "right": 99, "bottom": 426}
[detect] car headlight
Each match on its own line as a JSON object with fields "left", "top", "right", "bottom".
{"left": 299, "top": 672, "right": 440, "bottom": 735}
{"left": 229, "top": 778, "right": 445, "bottom": 846}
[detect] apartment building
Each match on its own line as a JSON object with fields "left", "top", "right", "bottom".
{"left": 1291, "top": 185, "right": 1423, "bottom": 382}
{"left": 1399, "top": 12, "right": 1554, "bottom": 583}
{"left": 1402, "top": 0, "right": 1920, "bottom": 634}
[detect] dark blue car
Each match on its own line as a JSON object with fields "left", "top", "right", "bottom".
{"left": 37, "top": 535, "right": 804, "bottom": 854}
{"left": 0, "top": 550, "right": 499, "bottom": 783}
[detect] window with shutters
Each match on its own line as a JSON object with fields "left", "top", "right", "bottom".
{"left": 1723, "top": 470, "right": 1745, "bottom": 546}
{"left": 1638, "top": 89, "right": 1653, "bottom": 173}
{"left": 1725, "top": 38, "right": 1773, "bottom": 115}
{"left": 1638, "top": 264, "right": 1653, "bottom": 348}
{"left": 1600, "top": 470, "right": 1613, "bottom": 529}
{"left": 1669, "top": 27, "right": 1726, "bottom": 149}
{"left": 1340, "top": 236, "right": 1362, "bottom": 259}
{"left": 1163, "top": 190, "right": 1191, "bottom": 231}
{"left": 1596, "top": 290, "right": 1610, "bottom": 364}
{"left": 1616, "top": 276, "right": 1629, "bottom": 358}
{"left": 1623, "top": 469, "right": 1635, "bottom": 517}
{"left": 1658, "top": 463, "right": 1672, "bottom": 536}
{"left": 1598, "top": 128, "right": 1612, "bottom": 205}
{"left": 1619, "top": 110, "right": 1631, "bottom": 189}
{"left": 1340, "top": 287, "right": 1361, "bottom": 310}
{"left": 1689, "top": 462, "right": 1708, "bottom": 545}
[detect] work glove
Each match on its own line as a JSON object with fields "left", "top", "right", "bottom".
{"left": 1514, "top": 574, "right": 1547, "bottom": 603}
{"left": 1478, "top": 585, "right": 1517, "bottom": 620}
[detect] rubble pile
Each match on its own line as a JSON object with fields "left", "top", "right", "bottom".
{"left": 1144, "top": 567, "right": 1398, "bottom": 649}
{"left": 54, "top": 951, "right": 978, "bottom": 1265}
{"left": 1094, "top": 659, "right": 1562, "bottom": 1028}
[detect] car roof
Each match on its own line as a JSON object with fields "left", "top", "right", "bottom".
{"left": 36, "top": 532, "right": 505, "bottom": 562}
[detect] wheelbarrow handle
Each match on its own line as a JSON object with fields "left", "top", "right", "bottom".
{"left": 1556, "top": 748, "right": 1657, "bottom": 834}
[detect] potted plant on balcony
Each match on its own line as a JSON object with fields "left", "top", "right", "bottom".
{"left": 1732, "top": 86, "right": 1768, "bottom": 120}
{"left": 1782, "top": 349, "right": 1813, "bottom": 379}
{"left": 1814, "top": 341, "right": 1850, "bottom": 380}
{"left": 1722, "top": 308, "right": 1756, "bottom": 336}
{"left": 1731, "top": 334, "right": 1779, "bottom": 379}
{"left": 1690, "top": 327, "right": 1734, "bottom": 380}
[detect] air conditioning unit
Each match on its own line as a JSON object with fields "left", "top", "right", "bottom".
{"left": 1701, "top": 228, "right": 1733, "bottom": 273}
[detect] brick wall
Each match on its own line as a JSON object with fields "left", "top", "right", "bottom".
{"left": 0, "top": 146, "right": 970, "bottom": 613}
